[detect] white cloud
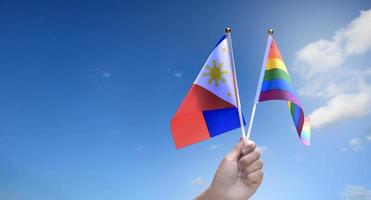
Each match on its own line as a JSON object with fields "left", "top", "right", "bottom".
{"left": 349, "top": 138, "right": 363, "bottom": 151}
{"left": 299, "top": 77, "right": 352, "bottom": 98}
{"left": 208, "top": 144, "right": 221, "bottom": 151}
{"left": 346, "top": 135, "right": 371, "bottom": 152}
{"left": 309, "top": 85, "right": 371, "bottom": 128}
{"left": 190, "top": 176, "right": 206, "bottom": 186}
{"left": 295, "top": 9, "right": 371, "bottom": 129}
{"left": 173, "top": 72, "right": 183, "bottom": 78}
{"left": 102, "top": 72, "right": 111, "bottom": 78}
{"left": 161, "top": 67, "right": 171, "bottom": 72}
{"left": 89, "top": 67, "right": 100, "bottom": 72}
{"left": 340, "top": 10, "right": 371, "bottom": 55}
{"left": 296, "top": 9, "right": 371, "bottom": 75}
{"left": 296, "top": 39, "right": 343, "bottom": 74}
{"left": 257, "top": 145, "right": 268, "bottom": 154}
{"left": 341, "top": 185, "right": 371, "bottom": 200}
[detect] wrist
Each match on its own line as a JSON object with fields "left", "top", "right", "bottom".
{"left": 195, "top": 186, "right": 224, "bottom": 200}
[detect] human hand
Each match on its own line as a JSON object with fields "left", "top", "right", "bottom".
{"left": 196, "top": 139, "right": 263, "bottom": 200}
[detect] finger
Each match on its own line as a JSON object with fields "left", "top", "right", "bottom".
{"left": 243, "top": 159, "right": 263, "bottom": 174}
{"left": 242, "top": 140, "right": 256, "bottom": 155}
{"left": 225, "top": 138, "right": 244, "bottom": 161}
{"left": 244, "top": 169, "right": 264, "bottom": 185}
{"left": 238, "top": 150, "right": 260, "bottom": 170}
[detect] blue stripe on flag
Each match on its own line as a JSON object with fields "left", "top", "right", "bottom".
{"left": 214, "top": 35, "right": 227, "bottom": 50}
{"left": 202, "top": 107, "right": 245, "bottom": 137}
{"left": 292, "top": 104, "right": 300, "bottom": 125}
{"left": 261, "top": 79, "right": 296, "bottom": 94}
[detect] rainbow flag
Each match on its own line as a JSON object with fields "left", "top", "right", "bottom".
{"left": 171, "top": 35, "right": 245, "bottom": 149}
{"left": 258, "top": 35, "right": 310, "bottom": 145}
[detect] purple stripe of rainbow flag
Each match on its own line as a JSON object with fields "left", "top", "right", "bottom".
{"left": 258, "top": 38, "right": 310, "bottom": 145}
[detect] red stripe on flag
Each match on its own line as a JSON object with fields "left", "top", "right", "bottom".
{"left": 171, "top": 111, "right": 210, "bottom": 149}
{"left": 268, "top": 39, "right": 283, "bottom": 60}
{"left": 175, "top": 84, "right": 234, "bottom": 115}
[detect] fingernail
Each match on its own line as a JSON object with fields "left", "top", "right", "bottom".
{"left": 242, "top": 148, "right": 247, "bottom": 155}
{"left": 247, "top": 140, "right": 255, "bottom": 147}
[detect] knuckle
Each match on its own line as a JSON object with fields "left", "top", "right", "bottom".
{"left": 247, "top": 173, "right": 255, "bottom": 180}
{"left": 260, "top": 160, "right": 264, "bottom": 168}
{"left": 252, "top": 142, "right": 257, "bottom": 150}
{"left": 246, "top": 144, "right": 255, "bottom": 152}
{"left": 258, "top": 170, "right": 264, "bottom": 177}
{"left": 254, "top": 150, "right": 261, "bottom": 159}
{"left": 256, "top": 160, "right": 263, "bottom": 168}
{"left": 239, "top": 158, "right": 247, "bottom": 167}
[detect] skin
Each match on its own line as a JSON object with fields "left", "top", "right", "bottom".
{"left": 195, "top": 139, "right": 263, "bottom": 200}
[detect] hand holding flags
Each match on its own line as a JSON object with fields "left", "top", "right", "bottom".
{"left": 170, "top": 28, "right": 311, "bottom": 149}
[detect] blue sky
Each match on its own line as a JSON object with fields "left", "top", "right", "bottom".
{"left": 0, "top": 0, "right": 370, "bottom": 199}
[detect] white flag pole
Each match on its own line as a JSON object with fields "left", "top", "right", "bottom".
{"left": 225, "top": 27, "right": 246, "bottom": 140}
{"left": 245, "top": 29, "right": 274, "bottom": 140}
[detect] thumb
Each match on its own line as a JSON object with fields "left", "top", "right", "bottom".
{"left": 225, "top": 138, "right": 244, "bottom": 161}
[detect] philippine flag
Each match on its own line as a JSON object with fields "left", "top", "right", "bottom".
{"left": 171, "top": 35, "right": 245, "bottom": 149}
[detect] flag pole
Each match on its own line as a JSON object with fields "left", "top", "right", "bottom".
{"left": 245, "top": 29, "right": 274, "bottom": 140}
{"left": 225, "top": 27, "right": 247, "bottom": 140}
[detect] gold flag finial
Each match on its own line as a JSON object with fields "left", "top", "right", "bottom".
{"left": 268, "top": 29, "right": 274, "bottom": 35}
{"left": 225, "top": 27, "right": 232, "bottom": 34}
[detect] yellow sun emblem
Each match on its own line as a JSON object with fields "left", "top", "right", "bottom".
{"left": 202, "top": 60, "right": 229, "bottom": 87}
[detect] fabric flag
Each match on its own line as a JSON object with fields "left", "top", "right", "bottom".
{"left": 171, "top": 35, "right": 245, "bottom": 149}
{"left": 258, "top": 36, "right": 311, "bottom": 145}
